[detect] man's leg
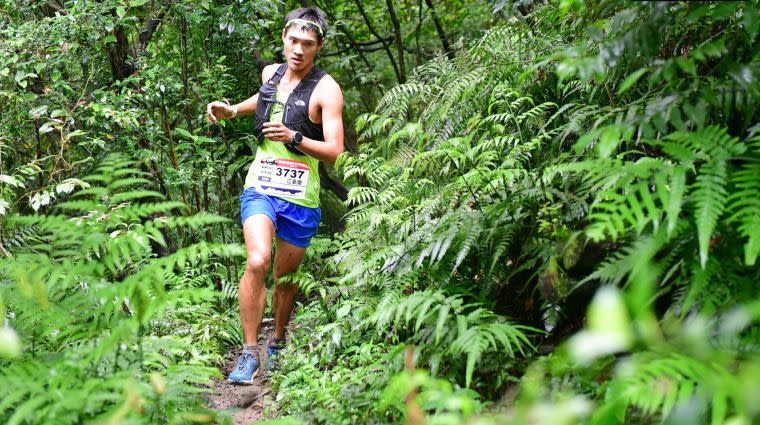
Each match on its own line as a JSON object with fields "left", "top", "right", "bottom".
{"left": 240, "top": 214, "right": 275, "bottom": 346}
{"left": 271, "top": 236, "right": 307, "bottom": 340}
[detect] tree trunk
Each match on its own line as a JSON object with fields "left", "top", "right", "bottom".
{"left": 424, "top": 0, "right": 453, "bottom": 59}
{"left": 319, "top": 163, "right": 348, "bottom": 201}
{"left": 34, "top": 119, "right": 43, "bottom": 188}
{"left": 202, "top": 179, "right": 214, "bottom": 243}
{"left": 107, "top": 24, "right": 136, "bottom": 82}
{"left": 139, "top": 1, "right": 173, "bottom": 50}
{"left": 159, "top": 96, "right": 192, "bottom": 213}
{"left": 108, "top": 1, "right": 173, "bottom": 82}
{"left": 179, "top": 14, "right": 193, "bottom": 131}
{"left": 385, "top": 0, "right": 406, "bottom": 83}
{"left": 415, "top": 0, "right": 424, "bottom": 66}
{"left": 344, "top": 120, "right": 359, "bottom": 155}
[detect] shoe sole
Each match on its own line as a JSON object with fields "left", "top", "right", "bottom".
{"left": 227, "top": 366, "right": 259, "bottom": 385}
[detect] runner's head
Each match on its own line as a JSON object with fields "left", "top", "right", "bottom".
{"left": 283, "top": 7, "right": 327, "bottom": 44}
{"left": 282, "top": 8, "right": 326, "bottom": 71}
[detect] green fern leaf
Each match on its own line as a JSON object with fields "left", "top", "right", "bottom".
{"left": 691, "top": 155, "right": 728, "bottom": 267}
{"left": 726, "top": 163, "right": 760, "bottom": 265}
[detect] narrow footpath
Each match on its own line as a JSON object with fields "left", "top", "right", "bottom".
{"left": 207, "top": 320, "right": 275, "bottom": 424}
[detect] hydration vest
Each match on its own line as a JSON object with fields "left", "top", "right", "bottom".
{"left": 252, "top": 63, "right": 326, "bottom": 156}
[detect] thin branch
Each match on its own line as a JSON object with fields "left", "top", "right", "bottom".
{"left": 355, "top": 36, "right": 393, "bottom": 47}
{"left": 385, "top": 0, "right": 406, "bottom": 83}
{"left": 424, "top": 0, "right": 453, "bottom": 59}
{"left": 353, "top": 0, "right": 403, "bottom": 84}
{"left": 315, "top": 0, "right": 384, "bottom": 95}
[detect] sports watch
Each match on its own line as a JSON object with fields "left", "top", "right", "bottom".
{"left": 291, "top": 131, "right": 304, "bottom": 145}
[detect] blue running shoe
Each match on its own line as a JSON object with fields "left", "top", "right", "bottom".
{"left": 228, "top": 352, "right": 259, "bottom": 384}
{"left": 266, "top": 338, "right": 286, "bottom": 373}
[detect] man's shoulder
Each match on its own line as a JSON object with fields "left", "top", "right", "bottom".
{"left": 314, "top": 72, "right": 341, "bottom": 96}
{"left": 261, "top": 63, "right": 281, "bottom": 83}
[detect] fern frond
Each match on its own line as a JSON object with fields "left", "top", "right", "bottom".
{"left": 345, "top": 186, "right": 379, "bottom": 208}
{"left": 607, "top": 351, "right": 735, "bottom": 423}
{"left": 111, "top": 189, "right": 166, "bottom": 203}
{"left": 691, "top": 154, "right": 729, "bottom": 268}
{"left": 377, "top": 83, "right": 432, "bottom": 112}
{"left": 449, "top": 310, "right": 536, "bottom": 388}
{"left": 726, "top": 163, "right": 760, "bottom": 265}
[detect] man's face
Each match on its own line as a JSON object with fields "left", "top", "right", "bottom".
{"left": 282, "top": 26, "right": 323, "bottom": 72}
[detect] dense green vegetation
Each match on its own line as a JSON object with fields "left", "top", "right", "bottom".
{"left": 1, "top": 1, "right": 759, "bottom": 424}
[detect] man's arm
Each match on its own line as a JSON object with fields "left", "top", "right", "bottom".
{"left": 262, "top": 76, "right": 345, "bottom": 163}
{"left": 206, "top": 64, "right": 278, "bottom": 122}
{"left": 229, "top": 94, "right": 258, "bottom": 117}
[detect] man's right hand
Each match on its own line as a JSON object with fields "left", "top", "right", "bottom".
{"left": 206, "top": 98, "right": 236, "bottom": 123}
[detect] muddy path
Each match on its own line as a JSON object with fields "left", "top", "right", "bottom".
{"left": 207, "top": 320, "right": 275, "bottom": 424}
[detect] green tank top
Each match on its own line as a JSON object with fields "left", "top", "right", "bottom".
{"left": 244, "top": 89, "right": 320, "bottom": 208}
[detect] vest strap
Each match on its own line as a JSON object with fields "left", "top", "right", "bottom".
{"left": 268, "top": 63, "right": 323, "bottom": 93}
{"left": 253, "top": 64, "right": 327, "bottom": 156}
{"left": 268, "top": 63, "right": 288, "bottom": 85}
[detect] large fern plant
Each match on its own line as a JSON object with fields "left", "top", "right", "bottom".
{"left": 0, "top": 154, "right": 244, "bottom": 424}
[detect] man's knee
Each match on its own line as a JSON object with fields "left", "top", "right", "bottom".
{"left": 273, "top": 265, "right": 302, "bottom": 282}
{"left": 245, "top": 253, "right": 270, "bottom": 276}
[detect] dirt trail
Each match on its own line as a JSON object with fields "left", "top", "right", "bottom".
{"left": 207, "top": 320, "right": 275, "bottom": 424}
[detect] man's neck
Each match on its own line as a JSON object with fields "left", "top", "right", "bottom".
{"left": 283, "top": 63, "right": 313, "bottom": 83}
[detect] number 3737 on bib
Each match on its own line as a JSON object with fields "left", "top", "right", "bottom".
{"left": 257, "top": 157, "right": 310, "bottom": 199}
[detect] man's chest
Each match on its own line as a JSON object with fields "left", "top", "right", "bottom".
{"left": 277, "top": 83, "right": 322, "bottom": 124}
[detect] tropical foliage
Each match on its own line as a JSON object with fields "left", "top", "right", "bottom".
{"left": 271, "top": 1, "right": 760, "bottom": 424}
{"left": 1, "top": 1, "right": 759, "bottom": 425}
{"left": 0, "top": 154, "right": 244, "bottom": 423}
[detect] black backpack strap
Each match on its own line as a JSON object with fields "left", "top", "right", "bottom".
{"left": 293, "top": 66, "right": 326, "bottom": 93}
{"left": 267, "top": 63, "right": 288, "bottom": 85}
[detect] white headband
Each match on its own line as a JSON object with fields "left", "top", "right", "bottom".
{"left": 285, "top": 18, "right": 324, "bottom": 37}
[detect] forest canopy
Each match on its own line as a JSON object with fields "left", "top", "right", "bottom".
{"left": 1, "top": 1, "right": 759, "bottom": 424}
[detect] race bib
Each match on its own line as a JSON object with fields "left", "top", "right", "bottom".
{"left": 256, "top": 157, "right": 309, "bottom": 199}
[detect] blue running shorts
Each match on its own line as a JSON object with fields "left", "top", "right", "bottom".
{"left": 239, "top": 187, "right": 321, "bottom": 248}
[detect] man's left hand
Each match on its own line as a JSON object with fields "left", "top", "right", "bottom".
{"left": 262, "top": 122, "right": 294, "bottom": 143}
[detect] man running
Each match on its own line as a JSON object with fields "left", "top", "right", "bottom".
{"left": 206, "top": 7, "right": 344, "bottom": 384}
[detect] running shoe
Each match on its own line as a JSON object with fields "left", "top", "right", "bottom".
{"left": 266, "top": 338, "right": 286, "bottom": 373}
{"left": 228, "top": 351, "right": 260, "bottom": 384}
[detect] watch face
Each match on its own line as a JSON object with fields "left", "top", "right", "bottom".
{"left": 294, "top": 132, "right": 303, "bottom": 144}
